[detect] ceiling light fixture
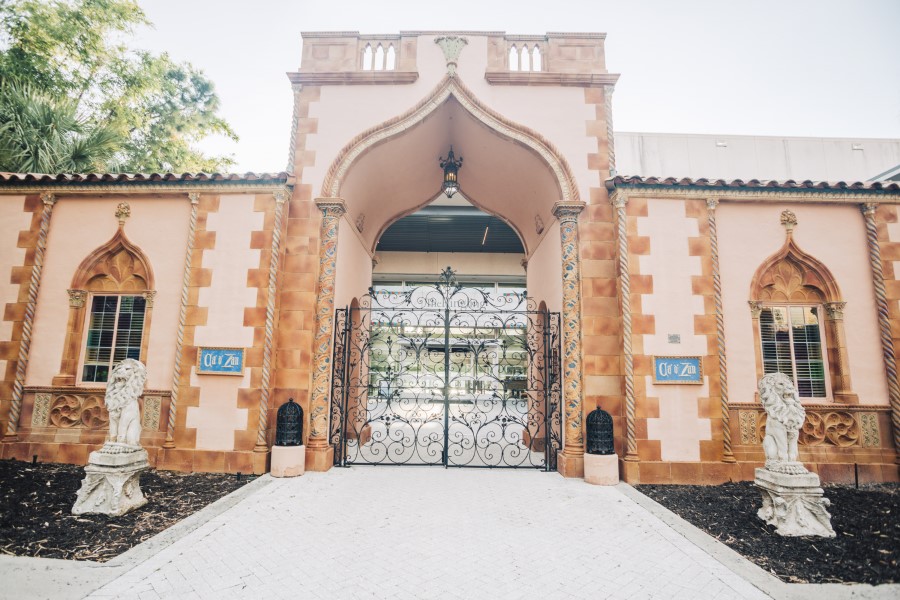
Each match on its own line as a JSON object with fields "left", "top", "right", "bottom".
{"left": 439, "top": 146, "right": 463, "bottom": 197}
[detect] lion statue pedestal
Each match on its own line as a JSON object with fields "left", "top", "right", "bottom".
{"left": 753, "top": 373, "right": 835, "bottom": 538}
{"left": 72, "top": 359, "right": 150, "bottom": 517}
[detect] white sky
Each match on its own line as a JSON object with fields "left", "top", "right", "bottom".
{"left": 133, "top": 0, "right": 900, "bottom": 173}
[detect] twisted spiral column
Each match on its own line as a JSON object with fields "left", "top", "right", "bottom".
{"left": 308, "top": 199, "right": 347, "bottom": 450}
{"left": 285, "top": 83, "right": 303, "bottom": 173}
{"left": 612, "top": 194, "right": 638, "bottom": 461}
{"left": 255, "top": 189, "right": 288, "bottom": 452}
{"left": 164, "top": 192, "right": 201, "bottom": 448}
{"left": 861, "top": 203, "right": 900, "bottom": 458}
{"left": 604, "top": 84, "right": 616, "bottom": 175}
{"left": 553, "top": 201, "right": 586, "bottom": 459}
{"left": 4, "top": 192, "right": 57, "bottom": 441}
{"left": 707, "top": 198, "right": 735, "bottom": 462}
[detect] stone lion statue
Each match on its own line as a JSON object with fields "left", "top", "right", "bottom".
{"left": 104, "top": 358, "right": 147, "bottom": 449}
{"left": 759, "top": 372, "right": 807, "bottom": 474}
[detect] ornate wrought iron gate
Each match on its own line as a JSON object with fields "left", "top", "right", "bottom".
{"left": 329, "top": 268, "right": 561, "bottom": 469}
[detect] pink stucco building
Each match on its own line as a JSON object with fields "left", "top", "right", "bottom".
{"left": 1, "top": 31, "right": 898, "bottom": 483}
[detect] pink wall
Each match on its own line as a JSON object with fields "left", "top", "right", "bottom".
{"left": 334, "top": 217, "right": 374, "bottom": 310}
{"left": 27, "top": 197, "right": 190, "bottom": 389}
{"left": 718, "top": 202, "right": 887, "bottom": 406}
{"left": 526, "top": 226, "right": 562, "bottom": 313}
{"left": 0, "top": 197, "right": 30, "bottom": 382}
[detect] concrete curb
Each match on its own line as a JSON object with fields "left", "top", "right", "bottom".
{"left": 0, "top": 473, "right": 274, "bottom": 600}
{"left": 617, "top": 483, "right": 900, "bottom": 600}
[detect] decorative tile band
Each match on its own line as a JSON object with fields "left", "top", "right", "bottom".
{"left": 141, "top": 396, "right": 162, "bottom": 431}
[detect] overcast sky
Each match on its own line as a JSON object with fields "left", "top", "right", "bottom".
{"left": 133, "top": 0, "right": 900, "bottom": 173}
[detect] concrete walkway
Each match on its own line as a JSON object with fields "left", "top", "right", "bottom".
{"left": 3, "top": 469, "right": 897, "bottom": 599}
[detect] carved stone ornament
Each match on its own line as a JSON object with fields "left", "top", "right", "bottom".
{"left": 748, "top": 300, "right": 764, "bottom": 319}
{"left": 758, "top": 372, "right": 807, "bottom": 474}
{"left": 72, "top": 358, "right": 150, "bottom": 516}
{"left": 534, "top": 214, "right": 545, "bottom": 234}
{"left": 67, "top": 289, "right": 87, "bottom": 309}
{"left": 780, "top": 209, "right": 797, "bottom": 234}
{"left": 356, "top": 213, "right": 366, "bottom": 233}
{"left": 824, "top": 301, "right": 846, "bottom": 320}
{"left": 143, "top": 290, "right": 157, "bottom": 308}
{"left": 434, "top": 36, "right": 468, "bottom": 75}
{"left": 115, "top": 201, "right": 131, "bottom": 225}
{"left": 754, "top": 372, "right": 835, "bottom": 538}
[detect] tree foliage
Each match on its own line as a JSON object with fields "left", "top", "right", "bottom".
{"left": 0, "top": 0, "right": 237, "bottom": 173}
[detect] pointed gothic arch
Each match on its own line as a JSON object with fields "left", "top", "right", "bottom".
{"left": 320, "top": 75, "right": 580, "bottom": 206}
{"left": 53, "top": 226, "right": 156, "bottom": 386}
{"left": 748, "top": 228, "right": 857, "bottom": 403}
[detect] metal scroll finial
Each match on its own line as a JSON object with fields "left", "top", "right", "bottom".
{"left": 435, "top": 36, "right": 468, "bottom": 76}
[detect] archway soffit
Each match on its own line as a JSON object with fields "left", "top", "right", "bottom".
{"left": 320, "top": 75, "right": 580, "bottom": 205}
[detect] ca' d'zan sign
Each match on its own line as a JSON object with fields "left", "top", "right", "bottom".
{"left": 197, "top": 347, "right": 245, "bottom": 376}
{"left": 652, "top": 356, "right": 703, "bottom": 385}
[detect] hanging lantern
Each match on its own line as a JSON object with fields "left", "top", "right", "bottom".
{"left": 439, "top": 146, "right": 463, "bottom": 197}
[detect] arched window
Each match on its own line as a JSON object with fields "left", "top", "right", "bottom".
{"left": 749, "top": 216, "right": 856, "bottom": 403}
{"left": 374, "top": 44, "right": 385, "bottom": 71}
{"left": 362, "top": 44, "right": 373, "bottom": 71}
{"left": 531, "top": 46, "right": 542, "bottom": 71}
{"left": 386, "top": 44, "right": 396, "bottom": 70}
{"left": 55, "top": 216, "right": 155, "bottom": 386}
{"left": 509, "top": 45, "right": 519, "bottom": 71}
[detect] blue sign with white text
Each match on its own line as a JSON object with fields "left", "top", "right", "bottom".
{"left": 197, "top": 347, "right": 245, "bottom": 375}
{"left": 653, "top": 356, "right": 703, "bottom": 384}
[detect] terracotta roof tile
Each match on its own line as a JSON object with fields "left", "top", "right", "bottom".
{"left": 606, "top": 175, "right": 900, "bottom": 193}
{"left": 0, "top": 172, "right": 291, "bottom": 186}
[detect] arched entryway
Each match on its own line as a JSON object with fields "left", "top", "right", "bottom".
{"left": 305, "top": 76, "right": 588, "bottom": 474}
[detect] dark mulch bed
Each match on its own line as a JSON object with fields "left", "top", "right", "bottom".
{"left": 0, "top": 458, "right": 253, "bottom": 562}
{"left": 637, "top": 481, "right": 899, "bottom": 585}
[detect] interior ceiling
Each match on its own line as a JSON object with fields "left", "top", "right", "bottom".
{"left": 377, "top": 205, "right": 524, "bottom": 254}
{"left": 340, "top": 97, "right": 561, "bottom": 254}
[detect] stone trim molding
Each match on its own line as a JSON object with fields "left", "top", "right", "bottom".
{"left": 254, "top": 189, "right": 289, "bottom": 452}
{"left": 603, "top": 184, "right": 900, "bottom": 204}
{"left": 287, "top": 71, "right": 418, "bottom": 86}
{"left": 3, "top": 192, "right": 57, "bottom": 441}
{"left": 164, "top": 192, "right": 201, "bottom": 448}
{"left": 860, "top": 203, "right": 900, "bottom": 458}
{"left": 320, "top": 75, "right": 580, "bottom": 205}
{"left": 0, "top": 183, "right": 292, "bottom": 195}
{"left": 706, "top": 198, "right": 735, "bottom": 462}
{"left": 484, "top": 72, "right": 620, "bottom": 87}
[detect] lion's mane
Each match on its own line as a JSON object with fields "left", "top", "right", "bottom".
{"left": 104, "top": 358, "right": 147, "bottom": 413}
{"left": 758, "top": 372, "right": 805, "bottom": 430}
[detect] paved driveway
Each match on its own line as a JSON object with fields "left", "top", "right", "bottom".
{"left": 87, "top": 468, "right": 769, "bottom": 599}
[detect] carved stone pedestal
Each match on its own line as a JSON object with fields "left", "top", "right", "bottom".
{"left": 754, "top": 468, "right": 835, "bottom": 538}
{"left": 271, "top": 445, "right": 306, "bottom": 477}
{"left": 584, "top": 453, "right": 618, "bottom": 485}
{"left": 72, "top": 444, "right": 149, "bottom": 516}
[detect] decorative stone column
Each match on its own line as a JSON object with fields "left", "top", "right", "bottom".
{"left": 860, "top": 203, "right": 900, "bottom": 458}
{"left": 611, "top": 193, "right": 638, "bottom": 462}
{"left": 707, "top": 199, "right": 736, "bottom": 462}
{"left": 307, "top": 198, "right": 347, "bottom": 471}
{"left": 164, "top": 192, "right": 201, "bottom": 448}
{"left": 823, "top": 301, "right": 857, "bottom": 404}
{"left": 748, "top": 301, "right": 765, "bottom": 386}
{"left": 255, "top": 188, "right": 289, "bottom": 452}
{"left": 553, "top": 201, "right": 586, "bottom": 477}
{"left": 4, "top": 192, "right": 57, "bottom": 442}
{"left": 51, "top": 289, "right": 87, "bottom": 385}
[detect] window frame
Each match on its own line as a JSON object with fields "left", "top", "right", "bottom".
{"left": 77, "top": 293, "right": 149, "bottom": 385}
{"left": 756, "top": 301, "right": 833, "bottom": 402}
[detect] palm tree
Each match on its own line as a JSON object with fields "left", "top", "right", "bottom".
{"left": 0, "top": 80, "right": 122, "bottom": 173}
